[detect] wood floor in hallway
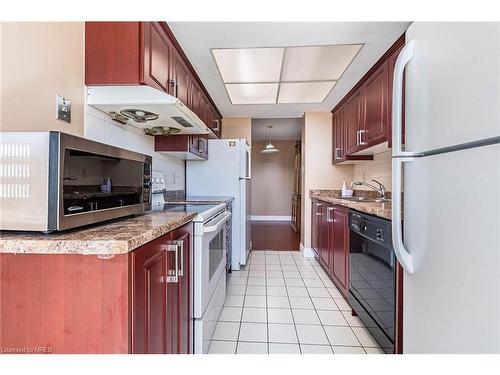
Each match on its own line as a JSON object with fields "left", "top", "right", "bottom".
{"left": 251, "top": 221, "right": 300, "bottom": 251}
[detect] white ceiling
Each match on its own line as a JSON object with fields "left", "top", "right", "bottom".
{"left": 252, "top": 118, "right": 302, "bottom": 141}
{"left": 168, "top": 22, "right": 411, "bottom": 118}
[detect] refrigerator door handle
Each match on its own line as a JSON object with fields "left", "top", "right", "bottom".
{"left": 392, "top": 39, "right": 424, "bottom": 159}
{"left": 392, "top": 157, "right": 415, "bottom": 274}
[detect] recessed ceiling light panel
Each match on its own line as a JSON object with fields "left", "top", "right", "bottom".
{"left": 226, "top": 83, "right": 279, "bottom": 104}
{"left": 278, "top": 82, "right": 336, "bottom": 104}
{"left": 212, "top": 47, "right": 284, "bottom": 83}
{"left": 281, "top": 44, "right": 362, "bottom": 82}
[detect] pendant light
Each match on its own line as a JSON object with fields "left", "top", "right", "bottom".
{"left": 260, "top": 125, "right": 280, "bottom": 154}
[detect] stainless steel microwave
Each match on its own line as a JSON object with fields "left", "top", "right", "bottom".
{"left": 0, "top": 132, "right": 152, "bottom": 232}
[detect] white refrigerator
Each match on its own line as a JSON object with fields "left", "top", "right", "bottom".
{"left": 187, "top": 139, "right": 251, "bottom": 271}
{"left": 392, "top": 23, "right": 500, "bottom": 353}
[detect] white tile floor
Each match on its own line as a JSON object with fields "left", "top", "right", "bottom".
{"left": 208, "top": 250, "right": 385, "bottom": 354}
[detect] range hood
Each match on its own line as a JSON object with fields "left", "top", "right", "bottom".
{"left": 87, "top": 86, "right": 211, "bottom": 136}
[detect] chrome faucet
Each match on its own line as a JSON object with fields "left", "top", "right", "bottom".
{"left": 352, "top": 179, "right": 387, "bottom": 199}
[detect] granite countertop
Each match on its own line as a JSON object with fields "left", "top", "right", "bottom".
{"left": 0, "top": 211, "right": 197, "bottom": 255}
{"left": 310, "top": 189, "right": 392, "bottom": 220}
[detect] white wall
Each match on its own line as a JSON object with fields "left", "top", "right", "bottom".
{"left": 300, "top": 112, "right": 354, "bottom": 249}
{"left": 352, "top": 150, "right": 392, "bottom": 191}
{"left": 85, "top": 106, "right": 185, "bottom": 191}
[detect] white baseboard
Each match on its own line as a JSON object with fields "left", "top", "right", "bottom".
{"left": 251, "top": 215, "right": 292, "bottom": 221}
{"left": 300, "top": 243, "right": 316, "bottom": 258}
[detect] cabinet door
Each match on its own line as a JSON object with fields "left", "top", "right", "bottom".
{"left": 171, "top": 224, "right": 192, "bottom": 354}
{"left": 143, "top": 22, "right": 173, "bottom": 93}
{"left": 332, "top": 107, "right": 346, "bottom": 164}
{"left": 189, "top": 80, "right": 201, "bottom": 117}
{"left": 387, "top": 43, "right": 405, "bottom": 148}
{"left": 320, "top": 205, "right": 334, "bottom": 269}
{"left": 332, "top": 208, "right": 349, "bottom": 294}
{"left": 172, "top": 49, "right": 190, "bottom": 105}
{"left": 198, "top": 136, "right": 209, "bottom": 160}
{"left": 363, "top": 60, "right": 389, "bottom": 146}
{"left": 311, "top": 200, "right": 322, "bottom": 258}
{"left": 345, "top": 88, "right": 364, "bottom": 154}
{"left": 132, "top": 232, "right": 174, "bottom": 354}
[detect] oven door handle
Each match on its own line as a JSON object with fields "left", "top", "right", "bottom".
{"left": 203, "top": 212, "right": 232, "bottom": 234}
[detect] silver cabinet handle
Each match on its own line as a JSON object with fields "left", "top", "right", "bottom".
{"left": 164, "top": 242, "right": 179, "bottom": 283}
{"left": 168, "top": 239, "right": 184, "bottom": 277}
{"left": 359, "top": 129, "right": 367, "bottom": 145}
{"left": 213, "top": 119, "right": 220, "bottom": 132}
{"left": 356, "top": 130, "right": 360, "bottom": 146}
{"left": 315, "top": 202, "right": 322, "bottom": 216}
{"left": 391, "top": 40, "right": 415, "bottom": 274}
{"left": 327, "top": 207, "right": 334, "bottom": 222}
{"left": 335, "top": 147, "right": 341, "bottom": 160}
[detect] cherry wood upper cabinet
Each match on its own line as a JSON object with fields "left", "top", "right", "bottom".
{"left": 345, "top": 88, "right": 365, "bottom": 155}
{"left": 143, "top": 22, "right": 174, "bottom": 93}
{"left": 332, "top": 105, "right": 346, "bottom": 164}
{"left": 331, "top": 33, "right": 405, "bottom": 163}
{"left": 85, "top": 22, "right": 223, "bottom": 138}
{"left": 363, "top": 60, "right": 389, "bottom": 147}
{"left": 171, "top": 48, "right": 191, "bottom": 105}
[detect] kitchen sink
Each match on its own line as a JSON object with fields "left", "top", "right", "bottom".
{"left": 340, "top": 196, "right": 390, "bottom": 203}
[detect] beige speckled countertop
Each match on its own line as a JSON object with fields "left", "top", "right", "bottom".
{"left": 0, "top": 211, "right": 197, "bottom": 255}
{"left": 310, "top": 189, "right": 392, "bottom": 220}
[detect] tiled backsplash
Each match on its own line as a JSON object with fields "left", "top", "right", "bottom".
{"left": 85, "top": 106, "right": 185, "bottom": 191}
{"left": 352, "top": 150, "right": 391, "bottom": 191}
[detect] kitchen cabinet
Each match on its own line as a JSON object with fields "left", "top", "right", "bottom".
{"left": 332, "top": 106, "right": 345, "bottom": 164}
{"left": 331, "top": 34, "right": 405, "bottom": 163}
{"left": 311, "top": 199, "right": 350, "bottom": 299}
{"left": 363, "top": 61, "right": 389, "bottom": 147}
{"left": 155, "top": 134, "right": 208, "bottom": 160}
{"left": 131, "top": 223, "right": 191, "bottom": 354}
{"left": 132, "top": 223, "right": 191, "bottom": 354}
{"left": 345, "top": 88, "right": 365, "bottom": 155}
{"left": 143, "top": 22, "right": 175, "bottom": 93}
{"left": 85, "top": 21, "right": 223, "bottom": 139}
{"left": 311, "top": 200, "right": 323, "bottom": 256}
{"left": 171, "top": 48, "right": 191, "bottom": 106}
{"left": 330, "top": 206, "right": 349, "bottom": 295}
{"left": 0, "top": 222, "right": 193, "bottom": 354}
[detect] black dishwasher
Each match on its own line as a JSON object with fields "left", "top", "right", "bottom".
{"left": 348, "top": 210, "right": 395, "bottom": 353}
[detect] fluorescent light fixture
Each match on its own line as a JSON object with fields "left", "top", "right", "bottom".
{"left": 281, "top": 44, "right": 362, "bottom": 81}
{"left": 212, "top": 47, "right": 284, "bottom": 83}
{"left": 213, "top": 44, "right": 363, "bottom": 104}
{"left": 278, "top": 81, "right": 336, "bottom": 104}
{"left": 225, "top": 83, "right": 279, "bottom": 104}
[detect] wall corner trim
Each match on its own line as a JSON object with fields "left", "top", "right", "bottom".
{"left": 300, "top": 243, "right": 315, "bottom": 258}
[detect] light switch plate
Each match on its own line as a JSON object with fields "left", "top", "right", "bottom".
{"left": 56, "top": 95, "right": 71, "bottom": 123}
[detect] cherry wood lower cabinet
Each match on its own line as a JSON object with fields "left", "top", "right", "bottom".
{"left": 312, "top": 199, "right": 350, "bottom": 298}
{"left": 0, "top": 223, "right": 192, "bottom": 354}
{"left": 131, "top": 223, "right": 191, "bottom": 354}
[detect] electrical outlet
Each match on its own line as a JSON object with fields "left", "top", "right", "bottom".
{"left": 56, "top": 95, "right": 71, "bottom": 123}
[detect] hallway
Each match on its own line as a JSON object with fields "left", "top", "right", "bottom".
{"left": 250, "top": 221, "right": 300, "bottom": 251}
{"left": 209, "top": 251, "right": 383, "bottom": 354}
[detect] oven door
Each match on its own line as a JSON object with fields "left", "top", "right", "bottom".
{"left": 193, "top": 210, "right": 231, "bottom": 318}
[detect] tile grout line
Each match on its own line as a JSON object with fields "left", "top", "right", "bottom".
{"left": 234, "top": 257, "right": 251, "bottom": 354}
{"left": 303, "top": 255, "right": 336, "bottom": 353}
